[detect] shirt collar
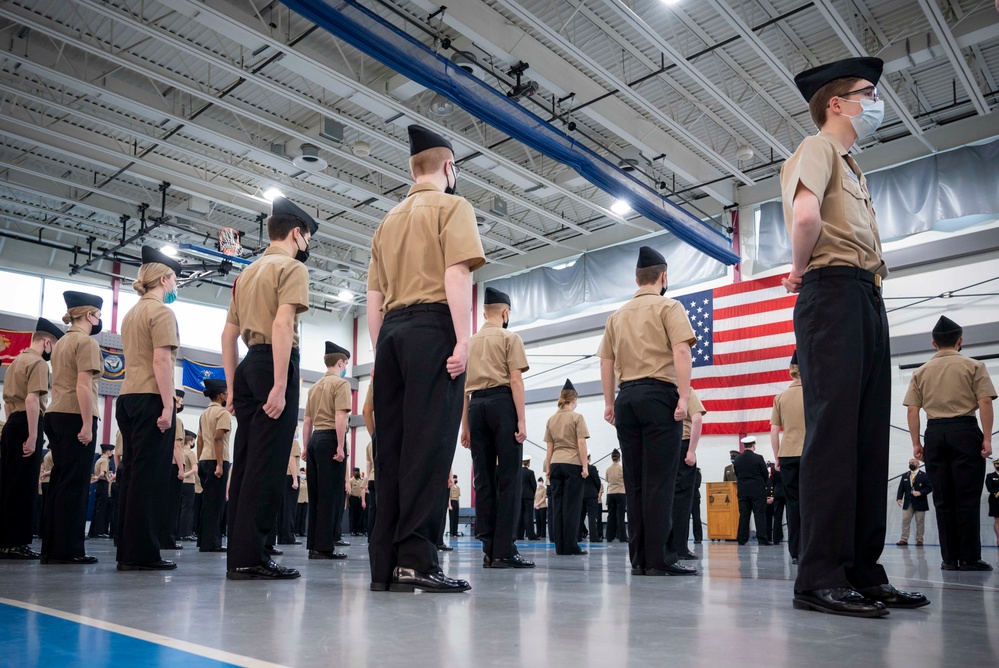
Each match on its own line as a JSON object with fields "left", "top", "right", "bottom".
{"left": 481, "top": 321, "right": 501, "bottom": 330}
{"left": 324, "top": 369, "right": 339, "bottom": 377}
{"left": 22, "top": 346, "right": 42, "bottom": 359}
{"left": 634, "top": 286, "right": 662, "bottom": 298}
{"left": 140, "top": 293, "right": 163, "bottom": 303}
{"left": 818, "top": 130, "right": 853, "bottom": 156}
{"left": 932, "top": 349, "right": 961, "bottom": 359}
{"left": 264, "top": 245, "right": 293, "bottom": 258}
{"left": 790, "top": 378, "right": 802, "bottom": 387}
{"left": 407, "top": 182, "right": 443, "bottom": 197}
{"left": 67, "top": 325, "right": 87, "bottom": 335}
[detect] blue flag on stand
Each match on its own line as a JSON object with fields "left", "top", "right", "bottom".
{"left": 182, "top": 358, "right": 225, "bottom": 393}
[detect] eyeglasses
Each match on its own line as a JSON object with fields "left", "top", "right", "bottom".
{"left": 840, "top": 85, "right": 879, "bottom": 102}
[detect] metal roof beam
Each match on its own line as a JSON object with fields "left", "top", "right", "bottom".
{"left": 915, "top": 0, "right": 990, "bottom": 116}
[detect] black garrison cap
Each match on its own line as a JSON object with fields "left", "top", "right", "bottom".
{"left": 35, "top": 317, "right": 64, "bottom": 341}
{"left": 325, "top": 341, "right": 351, "bottom": 359}
{"left": 203, "top": 378, "right": 228, "bottom": 397}
{"left": 932, "top": 316, "right": 962, "bottom": 335}
{"left": 408, "top": 125, "right": 453, "bottom": 156}
{"left": 484, "top": 287, "right": 511, "bottom": 306}
{"left": 790, "top": 350, "right": 798, "bottom": 366}
{"left": 637, "top": 246, "right": 666, "bottom": 269}
{"left": 185, "top": 430, "right": 196, "bottom": 440}
{"left": 562, "top": 378, "right": 576, "bottom": 393}
{"left": 175, "top": 389, "right": 186, "bottom": 399}
{"left": 63, "top": 291, "right": 103, "bottom": 310}
{"left": 141, "top": 245, "right": 184, "bottom": 277}
{"left": 793, "top": 57, "right": 883, "bottom": 102}
{"left": 271, "top": 196, "right": 319, "bottom": 235}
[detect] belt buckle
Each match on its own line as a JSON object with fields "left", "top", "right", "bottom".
{"left": 874, "top": 274, "right": 882, "bottom": 288}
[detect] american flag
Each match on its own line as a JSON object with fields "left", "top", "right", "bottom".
{"left": 678, "top": 274, "right": 798, "bottom": 435}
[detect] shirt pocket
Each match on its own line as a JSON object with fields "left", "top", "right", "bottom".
{"left": 841, "top": 177, "right": 866, "bottom": 201}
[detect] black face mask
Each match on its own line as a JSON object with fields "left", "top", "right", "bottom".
{"left": 295, "top": 231, "right": 310, "bottom": 264}
{"left": 502, "top": 316, "right": 509, "bottom": 330}
{"left": 660, "top": 287, "right": 667, "bottom": 296}
{"left": 909, "top": 464, "right": 918, "bottom": 471}
{"left": 89, "top": 317, "right": 103, "bottom": 337}
{"left": 42, "top": 349, "right": 52, "bottom": 362}
{"left": 176, "top": 402, "right": 185, "bottom": 414}
{"left": 444, "top": 163, "right": 458, "bottom": 196}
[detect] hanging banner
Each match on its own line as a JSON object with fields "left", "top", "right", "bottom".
{"left": 182, "top": 358, "right": 225, "bottom": 393}
{"left": 0, "top": 329, "right": 33, "bottom": 366}
{"left": 101, "top": 348, "right": 126, "bottom": 383}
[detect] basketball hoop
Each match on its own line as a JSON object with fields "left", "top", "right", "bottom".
{"left": 218, "top": 228, "right": 242, "bottom": 256}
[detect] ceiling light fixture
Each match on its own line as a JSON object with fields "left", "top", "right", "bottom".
{"left": 262, "top": 187, "right": 284, "bottom": 202}
{"left": 429, "top": 93, "right": 456, "bottom": 117}
{"left": 611, "top": 199, "right": 632, "bottom": 215}
{"left": 160, "top": 244, "right": 178, "bottom": 257}
{"left": 336, "top": 289, "right": 353, "bottom": 302}
{"left": 351, "top": 140, "right": 371, "bottom": 157}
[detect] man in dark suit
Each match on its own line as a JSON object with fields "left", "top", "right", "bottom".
{"left": 516, "top": 458, "right": 538, "bottom": 540}
{"left": 578, "top": 455, "right": 601, "bottom": 542}
{"left": 896, "top": 459, "right": 932, "bottom": 546}
{"left": 769, "top": 462, "right": 786, "bottom": 544}
{"left": 734, "top": 437, "right": 772, "bottom": 545}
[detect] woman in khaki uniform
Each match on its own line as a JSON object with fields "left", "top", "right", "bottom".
{"left": 41, "top": 291, "right": 103, "bottom": 565}
{"left": 198, "top": 378, "right": 231, "bottom": 553}
{"left": 533, "top": 477, "right": 548, "bottom": 539}
{"left": 543, "top": 379, "right": 590, "bottom": 556}
{"left": 116, "top": 246, "right": 183, "bottom": 571}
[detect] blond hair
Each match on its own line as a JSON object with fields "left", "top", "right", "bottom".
{"left": 62, "top": 305, "right": 98, "bottom": 324}
{"left": 409, "top": 146, "right": 452, "bottom": 178}
{"left": 133, "top": 262, "right": 174, "bottom": 296}
{"left": 557, "top": 389, "right": 578, "bottom": 409}
{"left": 789, "top": 364, "right": 800, "bottom": 379}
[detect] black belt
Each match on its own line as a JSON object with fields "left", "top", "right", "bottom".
{"left": 802, "top": 266, "right": 882, "bottom": 290}
{"left": 313, "top": 428, "right": 337, "bottom": 434}
{"left": 619, "top": 378, "right": 677, "bottom": 390}
{"left": 470, "top": 386, "right": 512, "bottom": 399}
{"left": 927, "top": 416, "right": 977, "bottom": 426}
{"left": 385, "top": 303, "right": 451, "bottom": 319}
{"left": 247, "top": 344, "right": 300, "bottom": 360}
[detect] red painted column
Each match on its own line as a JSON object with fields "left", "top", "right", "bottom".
{"left": 102, "top": 261, "right": 121, "bottom": 444}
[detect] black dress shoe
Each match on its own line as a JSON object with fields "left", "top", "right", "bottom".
{"left": 370, "top": 582, "right": 389, "bottom": 592}
{"left": 0, "top": 546, "right": 41, "bottom": 560}
{"left": 163, "top": 543, "right": 183, "bottom": 550}
{"left": 791, "top": 558, "right": 798, "bottom": 565}
{"left": 117, "top": 559, "right": 177, "bottom": 571}
{"left": 631, "top": 566, "right": 646, "bottom": 575}
{"left": 179, "top": 535, "right": 198, "bottom": 542}
{"left": 389, "top": 567, "right": 470, "bottom": 593}
{"left": 41, "top": 555, "right": 98, "bottom": 565}
{"left": 492, "top": 554, "right": 536, "bottom": 569}
{"left": 757, "top": 539, "right": 773, "bottom": 546}
{"left": 482, "top": 556, "right": 493, "bottom": 569}
{"left": 647, "top": 562, "right": 698, "bottom": 576}
{"left": 265, "top": 546, "right": 283, "bottom": 556}
{"left": 857, "top": 584, "right": 930, "bottom": 609}
{"left": 227, "top": 560, "right": 300, "bottom": 580}
{"left": 941, "top": 561, "right": 959, "bottom": 571}
{"left": 958, "top": 559, "right": 993, "bottom": 571}
{"left": 792, "top": 588, "right": 889, "bottom": 618}
{"left": 335, "top": 540, "right": 350, "bottom": 547}
{"left": 678, "top": 551, "right": 699, "bottom": 560}
{"left": 309, "top": 550, "right": 347, "bottom": 560}
{"left": 437, "top": 544, "right": 454, "bottom": 551}
{"left": 201, "top": 547, "right": 227, "bottom": 553}
{"left": 693, "top": 540, "right": 702, "bottom": 544}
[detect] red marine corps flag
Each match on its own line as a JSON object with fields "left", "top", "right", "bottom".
{"left": 0, "top": 328, "right": 33, "bottom": 366}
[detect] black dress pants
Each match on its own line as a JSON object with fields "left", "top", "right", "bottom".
{"left": 794, "top": 269, "right": 890, "bottom": 592}
{"left": 772, "top": 497, "right": 786, "bottom": 544}
{"left": 448, "top": 499, "right": 460, "bottom": 537}
{"left": 517, "top": 498, "right": 537, "bottom": 540}
{"left": 198, "top": 461, "right": 229, "bottom": 551}
{"left": 192, "top": 491, "right": 201, "bottom": 537}
{"left": 162, "top": 464, "right": 183, "bottom": 545}
{"left": 667, "top": 438, "right": 697, "bottom": 554}
{"left": 88, "top": 482, "right": 110, "bottom": 537}
{"left": 535, "top": 507, "right": 547, "bottom": 538}
{"left": 606, "top": 493, "right": 627, "bottom": 542}
{"left": 548, "top": 463, "right": 584, "bottom": 555}
{"left": 349, "top": 496, "right": 364, "bottom": 535}
{"left": 177, "top": 484, "right": 196, "bottom": 537}
{"left": 780, "top": 457, "right": 801, "bottom": 558}
{"left": 228, "top": 347, "right": 299, "bottom": 570}
{"left": 738, "top": 496, "right": 769, "bottom": 544}
{"left": 41, "top": 413, "right": 97, "bottom": 560}
{"left": 0, "top": 411, "right": 44, "bottom": 548}
{"left": 279, "top": 475, "right": 298, "bottom": 543}
{"left": 924, "top": 418, "right": 987, "bottom": 564}
{"left": 306, "top": 431, "right": 345, "bottom": 553}
{"left": 691, "top": 492, "right": 702, "bottom": 541}
{"left": 109, "top": 478, "right": 119, "bottom": 541}
{"left": 432, "top": 483, "right": 449, "bottom": 547}
{"left": 116, "top": 394, "right": 174, "bottom": 565}
{"left": 365, "top": 480, "right": 376, "bottom": 537}
{"left": 296, "top": 502, "right": 308, "bottom": 536}
{"left": 615, "top": 381, "right": 681, "bottom": 570}
{"left": 469, "top": 390, "right": 523, "bottom": 560}
{"left": 369, "top": 305, "right": 464, "bottom": 584}
{"left": 579, "top": 497, "right": 599, "bottom": 541}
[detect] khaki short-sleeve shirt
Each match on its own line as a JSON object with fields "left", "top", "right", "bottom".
{"left": 225, "top": 246, "right": 310, "bottom": 348}
{"left": 305, "top": 373, "right": 352, "bottom": 430}
{"left": 780, "top": 132, "right": 886, "bottom": 278}
{"left": 367, "top": 183, "right": 486, "bottom": 313}
{"left": 363, "top": 382, "right": 374, "bottom": 409}
{"left": 120, "top": 295, "right": 179, "bottom": 395}
{"left": 174, "top": 416, "right": 185, "bottom": 452}
{"left": 182, "top": 447, "right": 198, "bottom": 485}
{"left": 771, "top": 379, "right": 805, "bottom": 458}
{"left": 597, "top": 287, "right": 697, "bottom": 385}
{"left": 449, "top": 485, "right": 460, "bottom": 501}
{"left": 48, "top": 326, "right": 102, "bottom": 415}
{"left": 297, "top": 477, "right": 308, "bottom": 504}
{"left": 544, "top": 408, "right": 590, "bottom": 466}
{"left": 2, "top": 348, "right": 50, "bottom": 413}
{"left": 903, "top": 350, "right": 997, "bottom": 419}
{"left": 606, "top": 461, "right": 625, "bottom": 494}
{"left": 534, "top": 484, "right": 547, "bottom": 508}
{"left": 290, "top": 439, "right": 301, "bottom": 472}
{"left": 682, "top": 389, "right": 707, "bottom": 441}
{"left": 350, "top": 478, "right": 366, "bottom": 498}
{"left": 198, "top": 404, "right": 231, "bottom": 462}
{"left": 465, "top": 323, "right": 530, "bottom": 393}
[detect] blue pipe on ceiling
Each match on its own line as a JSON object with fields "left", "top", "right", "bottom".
{"left": 279, "top": 0, "right": 740, "bottom": 265}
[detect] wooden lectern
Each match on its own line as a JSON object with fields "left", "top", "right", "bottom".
{"left": 706, "top": 481, "right": 739, "bottom": 540}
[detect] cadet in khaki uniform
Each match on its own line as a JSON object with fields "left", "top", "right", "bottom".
{"left": 905, "top": 316, "right": 996, "bottom": 572}
{"left": 221, "top": 196, "right": 313, "bottom": 580}
{"left": 604, "top": 450, "right": 626, "bottom": 543}
{"left": 366, "top": 125, "right": 484, "bottom": 594}
{"left": 447, "top": 476, "right": 461, "bottom": 540}
{"left": 39, "top": 450, "right": 54, "bottom": 538}
{"left": 88, "top": 444, "right": 113, "bottom": 538}
{"left": 278, "top": 438, "right": 303, "bottom": 545}
{"left": 544, "top": 379, "right": 590, "bottom": 556}
{"left": 177, "top": 431, "right": 198, "bottom": 541}
{"left": 460, "top": 286, "right": 531, "bottom": 569}
{"left": 670, "top": 389, "right": 707, "bottom": 559}
{"left": 0, "top": 317, "right": 63, "bottom": 559}
{"left": 302, "top": 342, "right": 352, "bottom": 560}
{"left": 597, "top": 246, "right": 697, "bottom": 577}
{"left": 783, "top": 58, "right": 926, "bottom": 617}
{"left": 362, "top": 383, "right": 376, "bottom": 537}
{"left": 296, "top": 466, "right": 308, "bottom": 537}
{"left": 533, "top": 477, "right": 548, "bottom": 539}
{"left": 162, "top": 389, "right": 188, "bottom": 550}
{"left": 348, "top": 469, "right": 366, "bottom": 536}
{"left": 42, "top": 291, "right": 103, "bottom": 565}
{"left": 771, "top": 352, "right": 805, "bottom": 562}
{"left": 116, "top": 246, "right": 183, "bottom": 571}
{"left": 197, "top": 378, "right": 230, "bottom": 553}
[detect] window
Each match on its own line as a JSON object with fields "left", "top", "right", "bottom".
{"left": 0, "top": 270, "right": 42, "bottom": 317}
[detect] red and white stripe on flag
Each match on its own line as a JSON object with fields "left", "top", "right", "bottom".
{"left": 680, "top": 274, "right": 797, "bottom": 436}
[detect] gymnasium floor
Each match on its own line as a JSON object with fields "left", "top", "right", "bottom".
{"left": 1, "top": 538, "right": 996, "bottom": 667}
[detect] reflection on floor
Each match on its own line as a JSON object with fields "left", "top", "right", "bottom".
{"left": 2, "top": 538, "right": 997, "bottom": 667}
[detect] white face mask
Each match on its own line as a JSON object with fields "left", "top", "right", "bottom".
{"left": 841, "top": 98, "right": 884, "bottom": 140}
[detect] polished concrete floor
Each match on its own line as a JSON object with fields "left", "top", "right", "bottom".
{"left": 2, "top": 536, "right": 997, "bottom": 667}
